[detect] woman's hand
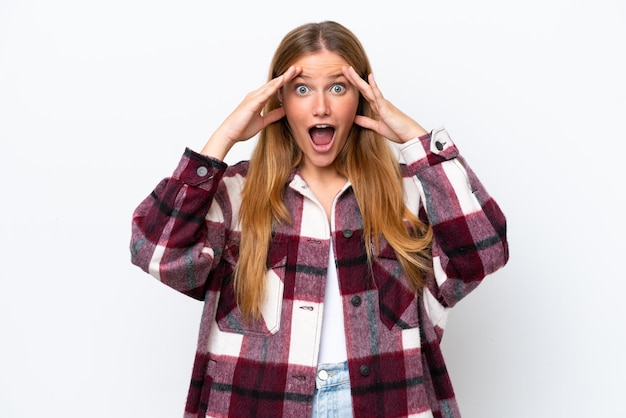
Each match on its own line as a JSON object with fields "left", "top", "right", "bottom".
{"left": 201, "top": 65, "right": 302, "bottom": 159}
{"left": 342, "top": 66, "right": 427, "bottom": 144}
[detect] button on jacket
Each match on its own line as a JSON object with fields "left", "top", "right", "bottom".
{"left": 130, "top": 128, "right": 509, "bottom": 418}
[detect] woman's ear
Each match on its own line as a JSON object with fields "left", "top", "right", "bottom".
{"left": 277, "top": 90, "right": 283, "bottom": 106}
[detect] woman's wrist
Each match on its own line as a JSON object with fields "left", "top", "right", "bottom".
{"left": 400, "top": 123, "right": 428, "bottom": 143}
{"left": 200, "top": 134, "right": 235, "bottom": 161}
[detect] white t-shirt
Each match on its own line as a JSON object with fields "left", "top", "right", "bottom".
{"left": 318, "top": 243, "right": 348, "bottom": 364}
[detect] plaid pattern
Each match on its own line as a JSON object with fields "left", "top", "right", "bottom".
{"left": 130, "top": 128, "right": 508, "bottom": 418}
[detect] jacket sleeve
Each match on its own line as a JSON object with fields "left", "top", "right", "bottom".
{"left": 400, "top": 128, "right": 509, "bottom": 313}
{"left": 129, "top": 148, "right": 231, "bottom": 300}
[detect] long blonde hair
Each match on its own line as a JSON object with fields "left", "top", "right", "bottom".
{"left": 235, "top": 21, "right": 432, "bottom": 320}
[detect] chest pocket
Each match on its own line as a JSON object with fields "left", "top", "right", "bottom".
{"left": 371, "top": 238, "right": 420, "bottom": 330}
{"left": 215, "top": 236, "right": 288, "bottom": 336}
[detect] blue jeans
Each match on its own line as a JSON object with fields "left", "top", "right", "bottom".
{"left": 311, "top": 361, "right": 353, "bottom": 418}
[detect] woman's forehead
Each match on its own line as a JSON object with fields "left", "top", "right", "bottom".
{"left": 291, "top": 51, "right": 349, "bottom": 78}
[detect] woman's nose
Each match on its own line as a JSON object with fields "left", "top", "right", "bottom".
{"left": 312, "top": 93, "right": 330, "bottom": 117}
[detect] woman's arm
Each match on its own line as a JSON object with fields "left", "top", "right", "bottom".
{"left": 401, "top": 128, "right": 509, "bottom": 308}
{"left": 129, "top": 149, "right": 230, "bottom": 300}
{"left": 130, "top": 66, "right": 302, "bottom": 299}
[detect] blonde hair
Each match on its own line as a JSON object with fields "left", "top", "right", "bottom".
{"left": 235, "top": 21, "right": 432, "bottom": 320}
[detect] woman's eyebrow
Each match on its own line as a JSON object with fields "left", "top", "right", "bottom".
{"left": 294, "top": 72, "right": 346, "bottom": 81}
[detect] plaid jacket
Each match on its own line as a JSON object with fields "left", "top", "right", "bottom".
{"left": 130, "top": 128, "right": 509, "bottom": 418}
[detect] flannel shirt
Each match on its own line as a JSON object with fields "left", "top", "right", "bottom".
{"left": 130, "top": 128, "right": 509, "bottom": 418}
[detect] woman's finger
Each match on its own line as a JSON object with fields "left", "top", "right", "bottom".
{"left": 343, "top": 66, "right": 375, "bottom": 103}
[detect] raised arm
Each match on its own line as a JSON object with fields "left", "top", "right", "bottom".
{"left": 401, "top": 128, "right": 509, "bottom": 308}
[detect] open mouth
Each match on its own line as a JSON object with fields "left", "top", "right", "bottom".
{"left": 309, "top": 125, "right": 336, "bottom": 150}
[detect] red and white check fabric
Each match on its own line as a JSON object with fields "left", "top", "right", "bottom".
{"left": 130, "top": 128, "right": 509, "bottom": 418}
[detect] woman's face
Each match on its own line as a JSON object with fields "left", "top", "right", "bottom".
{"left": 280, "top": 50, "right": 360, "bottom": 177}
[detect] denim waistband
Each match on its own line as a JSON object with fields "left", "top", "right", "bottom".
{"left": 315, "top": 361, "right": 350, "bottom": 389}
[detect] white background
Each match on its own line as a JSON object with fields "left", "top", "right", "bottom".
{"left": 1, "top": 1, "right": 624, "bottom": 417}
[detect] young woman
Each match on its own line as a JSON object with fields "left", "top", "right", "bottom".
{"left": 130, "top": 21, "right": 508, "bottom": 418}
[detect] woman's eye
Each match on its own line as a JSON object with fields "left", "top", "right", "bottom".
{"left": 296, "top": 85, "right": 310, "bottom": 95}
{"left": 331, "top": 84, "right": 346, "bottom": 94}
